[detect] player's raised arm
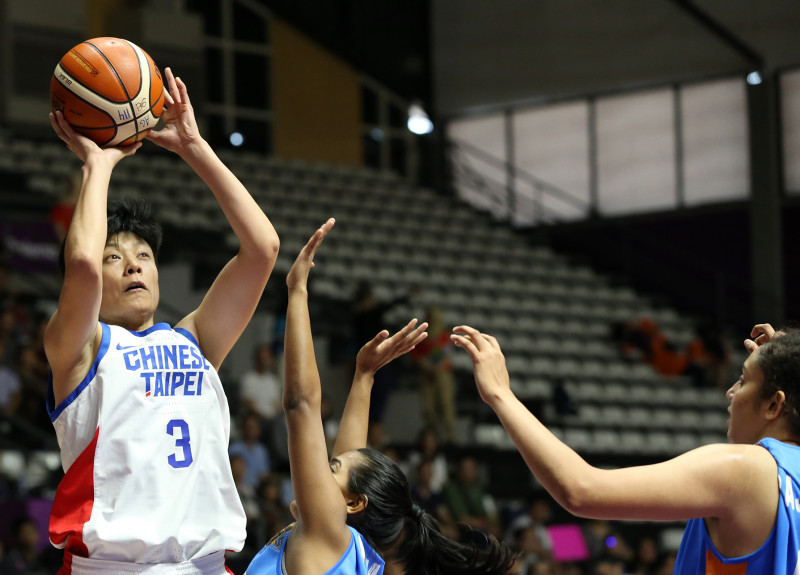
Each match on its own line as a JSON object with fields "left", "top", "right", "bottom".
{"left": 333, "top": 320, "right": 428, "bottom": 456}
{"left": 149, "top": 67, "right": 279, "bottom": 369}
{"left": 281, "top": 220, "right": 353, "bottom": 559}
{"left": 44, "top": 111, "right": 140, "bottom": 405}
{"left": 451, "top": 326, "right": 776, "bottom": 537}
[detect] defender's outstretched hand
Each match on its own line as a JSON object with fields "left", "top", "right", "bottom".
{"left": 286, "top": 218, "right": 335, "bottom": 291}
{"left": 356, "top": 319, "right": 429, "bottom": 376}
{"left": 744, "top": 323, "right": 779, "bottom": 352}
{"left": 146, "top": 67, "right": 202, "bottom": 153}
{"left": 451, "top": 325, "right": 511, "bottom": 404}
{"left": 50, "top": 110, "right": 140, "bottom": 165}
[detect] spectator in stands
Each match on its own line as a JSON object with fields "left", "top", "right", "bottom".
{"left": 683, "top": 321, "right": 732, "bottom": 388}
{"left": 405, "top": 424, "right": 449, "bottom": 494}
{"left": 230, "top": 454, "right": 260, "bottom": 523}
{"left": 510, "top": 525, "right": 550, "bottom": 574}
{"left": 411, "top": 307, "right": 457, "bottom": 443}
{"left": 442, "top": 454, "right": 500, "bottom": 536}
{"left": 504, "top": 493, "right": 553, "bottom": 560}
{"left": 0, "top": 306, "right": 22, "bottom": 369}
{"left": 453, "top": 322, "right": 800, "bottom": 573}
{"left": 48, "top": 173, "right": 80, "bottom": 242}
{"left": 320, "top": 393, "right": 339, "bottom": 455}
{"left": 255, "top": 472, "right": 294, "bottom": 543}
{"left": 629, "top": 536, "right": 660, "bottom": 575}
{"left": 230, "top": 412, "right": 272, "bottom": 489}
{"left": 410, "top": 459, "right": 451, "bottom": 525}
{"left": 16, "top": 314, "right": 52, "bottom": 436}
{"left": 229, "top": 454, "right": 262, "bottom": 572}
{"left": 6, "top": 516, "right": 48, "bottom": 574}
{"left": 612, "top": 316, "right": 686, "bottom": 375}
{"left": 239, "top": 343, "right": 282, "bottom": 426}
{"left": 45, "top": 67, "right": 280, "bottom": 573}
{"left": 351, "top": 281, "right": 417, "bottom": 443}
{"left": 0, "top": 363, "right": 20, "bottom": 415}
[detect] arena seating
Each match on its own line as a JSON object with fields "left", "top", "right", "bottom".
{"left": 2, "top": 132, "right": 735, "bottom": 463}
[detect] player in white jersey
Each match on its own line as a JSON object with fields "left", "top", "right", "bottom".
{"left": 45, "top": 66, "right": 280, "bottom": 575}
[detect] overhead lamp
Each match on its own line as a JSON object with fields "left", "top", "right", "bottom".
{"left": 407, "top": 103, "right": 433, "bottom": 135}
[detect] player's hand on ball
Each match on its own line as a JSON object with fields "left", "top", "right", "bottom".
{"left": 146, "top": 67, "right": 202, "bottom": 153}
{"left": 451, "top": 326, "right": 511, "bottom": 405}
{"left": 50, "top": 111, "right": 140, "bottom": 166}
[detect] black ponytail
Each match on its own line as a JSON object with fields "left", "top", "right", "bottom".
{"left": 347, "top": 449, "right": 517, "bottom": 575}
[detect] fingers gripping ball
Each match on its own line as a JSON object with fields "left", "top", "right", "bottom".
{"left": 50, "top": 37, "right": 164, "bottom": 148}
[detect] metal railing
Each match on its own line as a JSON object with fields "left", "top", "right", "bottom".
{"left": 447, "top": 136, "right": 591, "bottom": 227}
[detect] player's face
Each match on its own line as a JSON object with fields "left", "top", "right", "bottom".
{"left": 99, "top": 231, "right": 160, "bottom": 331}
{"left": 726, "top": 348, "right": 768, "bottom": 444}
{"left": 330, "top": 450, "right": 366, "bottom": 510}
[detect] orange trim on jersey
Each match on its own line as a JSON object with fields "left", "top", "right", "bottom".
{"left": 706, "top": 549, "right": 748, "bottom": 575}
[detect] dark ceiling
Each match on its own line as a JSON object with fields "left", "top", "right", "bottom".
{"left": 255, "top": 0, "right": 432, "bottom": 105}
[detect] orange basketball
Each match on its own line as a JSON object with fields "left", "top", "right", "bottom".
{"left": 50, "top": 37, "right": 164, "bottom": 148}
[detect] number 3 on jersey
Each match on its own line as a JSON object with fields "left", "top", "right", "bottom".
{"left": 167, "top": 419, "right": 194, "bottom": 468}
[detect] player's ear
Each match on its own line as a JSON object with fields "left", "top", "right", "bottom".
{"left": 346, "top": 494, "right": 368, "bottom": 515}
{"left": 765, "top": 390, "right": 786, "bottom": 421}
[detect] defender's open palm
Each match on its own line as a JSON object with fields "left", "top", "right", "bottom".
{"left": 356, "top": 319, "right": 428, "bottom": 375}
{"left": 286, "top": 218, "right": 335, "bottom": 291}
{"left": 146, "top": 67, "right": 201, "bottom": 153}
{"left": 452, "top": 325, "right": 510, "bottom": 404}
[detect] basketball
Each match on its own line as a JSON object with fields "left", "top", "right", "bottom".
{"left": 50, "top": 37, "right": 164, "bottom": 148}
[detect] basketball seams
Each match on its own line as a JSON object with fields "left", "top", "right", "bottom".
{"left": 84, "top": 39, "right": 139, "bottom": 140}
{"left": 127, "top": 40, "right": 150, "bottom": 142}
{"left": 51, "top": 37, "right": 163, "bottom": 148}
{"left": 52, "top": 64, "right": 117, "bottom": 147}
{"left": 53, "top": 64, "right": 131, "bottom": 111}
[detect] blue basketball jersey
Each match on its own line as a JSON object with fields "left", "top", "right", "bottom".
{"left": 245, "top": 523, "right": 385, "bottom": 575}
{"left": 673, "top": 438, "right": 800, "bottom": 574}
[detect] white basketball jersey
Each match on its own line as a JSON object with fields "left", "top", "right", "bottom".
{"left": 47, "top": 322, "right": 246, "bottom": 564}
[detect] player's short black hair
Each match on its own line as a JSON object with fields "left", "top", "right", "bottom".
{"left": 58, "top": 197, "right": 162, "bottom": 276}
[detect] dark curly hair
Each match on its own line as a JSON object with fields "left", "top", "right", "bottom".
{"left": 346, "top": 448, "right": 516, "bottom": 575}
{"left": 756, "top": 330, "right": 800, "bottom": 437}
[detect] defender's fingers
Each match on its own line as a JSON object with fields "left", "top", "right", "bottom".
{"left": 452, "top": 325, "right": 488, "bottom": 350}
{"left": 451, "top": 332, "right": 480, "bottom": 358}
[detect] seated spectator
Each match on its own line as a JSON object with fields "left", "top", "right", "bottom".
{"left": 411, "top": 307, "right": 457, "bottom": 443}
{"left": 405, "top": 424, "right": 449, "bottom": 494}
{"left": 504, "top": 493, "right": 553, "bottom": 561}
{"left": 230, "top": 455, "right": 260, "bottom": 523}
{"left": 6, "top": 516, "right": 50, "bottom": 575}
{"left": 0, "top": 364, "right": 20, "bottom": 415}
{"left": 239, "top": 343, "right": 282, "bottom": 424}
{"left": 629, "top": 536, "right": 661, "bottom": 575}
{"left": 410, "top": 460, "right": 451, "bottom": 525}
{"left": 442, "top": 455, "right": 500, "bottom": 536}
{"left": 255, "top": 472, "right": 294, "bottom": 542}
{"left": 683, "top": 321, "right": 731, "bottom": 388}
{"left": 614, "top": 317, "right": 687, "bottom": 376}
{"left": 229, "top": 413, "right": 271, "bottom": 489}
